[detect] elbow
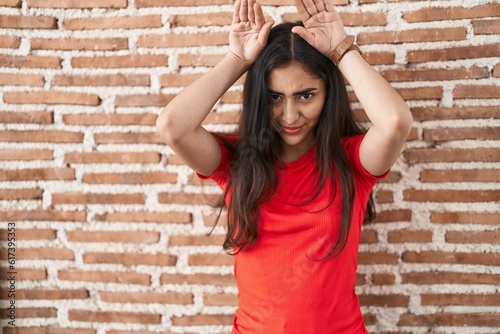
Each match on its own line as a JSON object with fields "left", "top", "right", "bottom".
{"left": 394, "top": 106, "right": 413, "bottom": 141}
{"left": 156, "top": 107, "right": 180, "bottom": 145}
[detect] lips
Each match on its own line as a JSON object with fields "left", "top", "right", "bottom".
{"left": 280, "top": 125, "right": 303, "bottom": 135}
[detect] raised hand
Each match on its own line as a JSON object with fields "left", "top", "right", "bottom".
{"left": 229, "top": 0, "right": 275, "bottom": 66}
{"left": 291, "top": 0, "right": 347, "bottom": 58}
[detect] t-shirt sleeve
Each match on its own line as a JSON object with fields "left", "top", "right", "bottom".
{"left": 343, "top": 134, "right": 389, "bottom": 191}
{"left": 196, "top": 134, "right": 232, "bottom": 189}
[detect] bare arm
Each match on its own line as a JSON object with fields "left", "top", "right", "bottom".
{"left": 156, "top": 0, "right": 274, "bottom": 176}
{"left": 292, "top": 0, "right": 412, "bottom": 176}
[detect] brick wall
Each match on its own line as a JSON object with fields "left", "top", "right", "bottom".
{"left": 0, "top": 0, "right": 498, "bottom": 333}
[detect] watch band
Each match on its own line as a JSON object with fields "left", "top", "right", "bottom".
{"left": 330, "top": 35, "right": 362, "bottom": 65}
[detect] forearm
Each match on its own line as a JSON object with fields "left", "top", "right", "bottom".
{"left": 338, "top": 50, "right": 412, "bottom": 138}
{"left": 157, "top": 53, "right": 248, "bottom": 139}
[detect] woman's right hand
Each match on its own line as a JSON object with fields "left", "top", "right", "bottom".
{"left": 229, "top": 0, "right": 274, "bottom": 67}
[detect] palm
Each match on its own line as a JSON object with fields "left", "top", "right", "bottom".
{"left": 230, "top": 23, "right": 266, "bottom": 64}
{"left": 229, "top": 0, "right": 274, "bottom": 65}
{"left": 293, "top": 0, "right": 347, "bottom": 57}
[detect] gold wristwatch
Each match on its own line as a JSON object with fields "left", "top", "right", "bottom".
{"left": 330, "top": 35, "right": 362, "bottom": 65}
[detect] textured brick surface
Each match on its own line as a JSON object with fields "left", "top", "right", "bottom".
{"left": 0, "top": 0, "right": 498, "bottom": 333}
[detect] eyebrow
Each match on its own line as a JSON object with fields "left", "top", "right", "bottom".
{"left": 268, "top": 88, "right": 318, "bottom": 96}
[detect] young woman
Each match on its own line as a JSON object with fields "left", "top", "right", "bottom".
{"left": 157, "top": 0, "right": 412, "bottom": 332}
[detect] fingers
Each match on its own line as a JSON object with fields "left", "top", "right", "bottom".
{"left": 291, "top": 25, "right": 315, "bottom": 46}
{"left": 258, "top": 19, "right": 275, "bottom": 46}
{"left": 233, "top": 0, "right": 241, "bottom": 24}
{"left": 240, "top": 0, "right": 249, "bottom": 22}
{"left": 254, "top": 2, "right": 265, "bottom": 28}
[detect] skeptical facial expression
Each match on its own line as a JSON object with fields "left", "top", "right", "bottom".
{"left": 268, "top": 61, "right": 326, "bottom": 162}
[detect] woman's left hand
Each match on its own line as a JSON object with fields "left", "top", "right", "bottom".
{"left": 292, "top": 0, "right": 347, "bottom": 58}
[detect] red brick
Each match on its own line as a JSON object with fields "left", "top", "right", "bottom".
{"left": 402, "top": 271, "right": 498, "bottom": 285}
{"left": 403, "top": 4, "right": 500, "bottom": 22}
{"left": 100, "top": 291, "right": 192, "bottom": 304}
{"left": 170, "top": 234, "right": 225, "bottom": 246}
{"left": 160, "top": 273, "right": 236, "bottom": 286}
{"left": 0, "top": 209, "right": 86, "bottom": 222}
{"left": 372, "top": 273, "right": 395, "bottom": 285}
{"left": 0, "top": 35, "right": 20, "bottom": 48}
{"left": 359, "top": 294, "right": 409, "bottom": 307}
{"left": 115, "top": 94, "right": 174, "bottom": 107}
{"left": 94, "top": 211, "right": 191, "bottom": 224}
{"left": 0, "top": 110, "right": 51, "bottom": 123}
{"left": 0, "top": 55, "right": 61, "bottom": 68}
{"left": 28, "top": 0, "right": 127, "bottom": 8}
{"left": 360, "top": 230, "right": 377, "bottom": 244}
{"left": 4, "top": 91, "right": 100, "bottom": 106}
{"left": 431, "top": 211, "right": 499, "bottom": 225}
{"left": 0, "top": 15, "right": 57, "bottom": 28}
{"left": 67, "top": 230, "right": 159, "bottom": 243}
{"left": 398, "top": 312, "right": 499, "bottom": 327}
{"left": 473, "top": 19, "right": 500, "bottom": 34}
{"left": 404, "top": 148, "right": 500, "bottom": 163}
{"left": 83, "top": 252, "right": 176, "bottom": 266}
{"left": 0, "top": 149, "right": 53, "bottom": 161}
{"left": 68, "top": 310, "right": 160, "bottom": 324}
{"left": 72, "top": 55, "right": 167, "bottom": 68}
{"left": 381, "top": 66, "right": 489, "bottom": 82}
{"left": 358, "top": 252, "right": 399, "bottom": 264}
{"left": 158, "top": 192, "right": 222, "bottom": 206}
{"left": 0, "top": 307, "right": 57, "bottom": 318}
{"left": 454, "top": 85, "right": 500, "bottom": 99}
{"left": 411, "top": 106, "right": 499, "bottom": 121}
{"left": 0, "top": 228, "right": 55, "bottom": 240}
{"left": 408, "top": 44, "right": 499, "bottom": 63}
{"left": 0, "top": 130, "right": 83, "bottom": 143}
{"left": 171, "top": 314, "right": 233, "bottom": 326}
{"left": 0, "top": 0, "right": 21, "bottom": 6}
{"left": 4, "top": 288, "right": 89, "bottom": 300}
{"left": 421, "top": 169, "right": 499, "bottom": 182}
{"left": 32, "top": 37, "right": 128, "bottom": 51}
{"left": 203, "top": 111, "right": 240, "bottom": 125}
{"left": 170, "top": 13, "right": 232, "bottom": 27}
{"left": 0, "top": 247, "right": 74, "bottom": 260}
{"left": 0, "top": 73, "right": 45, "bottom": 86}
{"left": 0, "top": 168, "right": 75, "bottom": 181}
{"left": 83, "top": 172, "right": 176, "bottom": 184}
{"left": 402, "top": 251, "right": 499, "bottom": 266}
{"left": 0, "top": 188, "right": 42, "bottom": 200}
{"left": 494, "top": 64, "right": 500, "bottom": 77}
{"left": 421, "top": 294, "right": 500, "bottom": 306}
{"left": 136, "top": 0, "right": 233, "bottom": 7}
{"left": 204, "top": 293, "right": 238, "bottom": 306}
{"left": 64, "top": 15, "right": 162, "bottom": 30}
{"left": 446, "top": 231, "right": 499, "bottom": 244}
{"left": 404, "top": 189, "right": 500, "bottom": 202}
{"left": 424, "top": 127, "right": 499, "bottom": 141}
{"left": 54, "top": 74, "right": 149, "bottom": 87}
{"left": 65, "top": 151, "right": 160, "bottom": 164}
{"left": 373, "top": 209, "right": 411, "bottom": 223}
{"left": 397, "top": 87, "right": 442, "bottom": 101}
{"left": 362, "top": 52, "right": 395, "bottom": 65}
{"left": 94, "top": 132, "right": 164, "bottom": 145}
{"left": 138, "top": 32, "right": 228, "bottom": 48}
{"left": 387, "top": 230, "right": 432, "bottom": 243}
{"left": 3, "top": 328, "right": 94, "bottom": 334}
{"left": 375, "top": 190, "right": 393, "bottom": 203}
{"left": 0, "top": 268, "right": 46, "bottom": 280}
{"left": 51, "top": 193, "right": 145, "bottom": 205}
{"left": 358, "top": 28, "right": 466, "bottom": 45}
{"left": 178, "top": 53, "right": 225, "bottom": 67}
{"left": 188, "top": 253, "right": 234, "bottom": 266}
{"left": 59, "top": 270, "right": 150, "bottom": 285}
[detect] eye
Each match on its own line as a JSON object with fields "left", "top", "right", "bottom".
{"left": 300, "top": 93, "right": 313, "bottom": 100}
{"left": 270, "top": 94, "right": 282, "bottom": 102}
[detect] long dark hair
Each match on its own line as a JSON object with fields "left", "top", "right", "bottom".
{"left": 213, "top": 22, "right": 375, "bottom": 258}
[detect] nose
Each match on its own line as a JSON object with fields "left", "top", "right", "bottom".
{"left": 281, "top": 99, "right": 299, "bottom": 125}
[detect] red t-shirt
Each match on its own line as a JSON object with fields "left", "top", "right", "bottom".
{"left": 198, "top": 134, "right": 387, "bottom": 334}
